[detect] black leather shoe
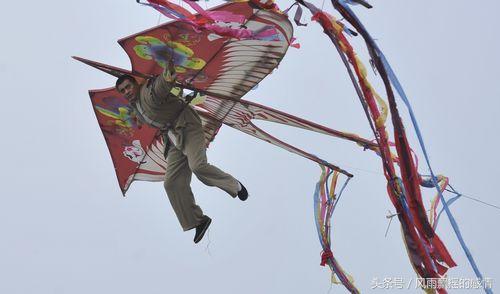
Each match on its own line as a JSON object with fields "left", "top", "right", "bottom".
{"left": 194, "top": 216, "right": 212, "bottom": 244}
{"left": 237, "top": 181, "right": 248, "bottom": 201}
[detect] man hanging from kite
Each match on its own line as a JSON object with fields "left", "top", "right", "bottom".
{"left": 115, "top": 54, "right": 248, "bottom": 244}
{"left": 75, "top": 0, "right": 356, "bottom": 247}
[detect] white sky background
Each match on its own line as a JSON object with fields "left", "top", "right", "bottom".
{"left": 0, "top": 0, "right": 499, "bottom": 293}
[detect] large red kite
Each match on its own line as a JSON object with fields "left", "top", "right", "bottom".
{"left": 74, "top": 1, "right": 373, "bottom": 194}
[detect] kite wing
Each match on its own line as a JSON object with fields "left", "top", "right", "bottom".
{"left": 118, "top": 1, "right": 293, "bottom": 100}
{"left": 117, "top": 1, "right": 293, "bottom": 145}
{"left": 89, "top": 88, "right": 165, "bottom": 194}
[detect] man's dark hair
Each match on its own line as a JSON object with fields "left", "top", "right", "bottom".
{"left": 115, "top": 74, "right": 137, "bottom": 89}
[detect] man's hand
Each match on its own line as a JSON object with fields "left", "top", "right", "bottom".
{"left": 164, "top": 56, "right": 176, "bottom": 82}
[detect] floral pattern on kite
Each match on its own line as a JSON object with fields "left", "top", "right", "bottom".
{"left": 172, "top": 31, "right": 202, "bottom": 48}
{"left": 95, "top": 96, "right": 139, "bottom": 138}
{"left": 133, "top": 35, "right": 206, "bottom": 74}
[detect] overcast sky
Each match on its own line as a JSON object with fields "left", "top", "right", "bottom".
{"left": 1, "top": 0, "right": 499, "bottom": 293}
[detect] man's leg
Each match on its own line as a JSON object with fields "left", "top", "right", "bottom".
{"left": 164, "top": 145, "right": 205, "bottom": 231}
{"left": 181, "top": 122, "right": 240, "bottom": 197}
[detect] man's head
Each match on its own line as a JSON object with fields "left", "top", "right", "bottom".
{"left": 116, "top": 75, "right": 139, "bottom": 101}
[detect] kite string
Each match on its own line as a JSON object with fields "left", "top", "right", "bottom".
{"left": 204, "top": 228, "right": 212, "bottom": 256}
{"left": 386, "top": 189, "right": 500, "bottom": 236}
{"left": 331, "top": 169, "right": 500, "bottom": 212}
{"left": 445, "top": 188, "right": 500, "bottom": 211}
{"left": 157, "top": 12, "right": 162, "bottom": 25}
{"left": 332, "top": 166, "right": 500, "bottom": 212}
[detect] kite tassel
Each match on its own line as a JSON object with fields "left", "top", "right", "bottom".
{"left": 320, "top": 249, "right": 333, "bottom": 266}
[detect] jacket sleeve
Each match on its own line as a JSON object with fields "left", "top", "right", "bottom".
{"left": 151, "top": 61, "right": 176, "bottom": 103}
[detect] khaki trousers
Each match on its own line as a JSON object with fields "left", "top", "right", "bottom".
{"left": 164, "top": 119, "right": 239, "bottom": 231}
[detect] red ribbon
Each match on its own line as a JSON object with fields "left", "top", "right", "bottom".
{"left": 320, "top": 249, "right": 333, "bottom": 266}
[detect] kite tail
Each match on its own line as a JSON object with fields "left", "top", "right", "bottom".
{"left": 182, "top": 0, "right": 246, "bottom": 23}
{"left": 140, "top": 0, "right": 281, "bottom": 41}
{"left": 248, "top": 0, "right": 283, "bottom": 14}
{"left": 332, "top": 0, "right": 471, "bottom": 279}
{"left": 140, "top": 0, "right": 195, "bottom": 20}
{"left": 313, "top": 166, "right": 359, "bottom": 293}
{"left": 427, "top": 175, "right": 449, "bottom": 229}
{"left": 326, "top": 0, "right": 496, "bottom": 291}
{"left": 294, "top": 1, "right": 456, "bottom": 291}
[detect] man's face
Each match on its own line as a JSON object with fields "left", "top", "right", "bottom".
{"left": 117, "top": 79, "right": 139, "bottom": 101}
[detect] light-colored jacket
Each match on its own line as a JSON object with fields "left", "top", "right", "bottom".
{"left": 132, "top": 73, "right": 202, "bottom": 149}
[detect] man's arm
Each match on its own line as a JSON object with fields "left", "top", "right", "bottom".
{"left": 151, "top": 56, "right": 177, "bottom": 102}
